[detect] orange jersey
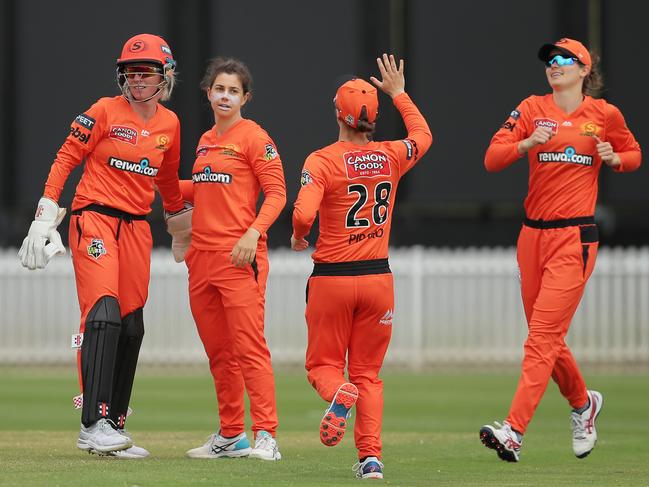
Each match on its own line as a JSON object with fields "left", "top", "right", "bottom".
{"left": 292, "top": 93, "right": 432, "bottom": 263}
{"left": 485, "top": 94, "right": 641, "bottom": 220}
{"left": 189, "top": 119, "right": 286, "bottom": 250}
{"left": 44, "top": 96, "right": 184, "bottom": 214}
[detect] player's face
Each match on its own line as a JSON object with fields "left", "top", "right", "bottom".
{"left": 207, "top": 73, "right": 250, "bottom": 119}
{"left": 545, "top": 50, "right": 590, "bottom": 92}
{"left": 124, "top": 64, "right": 163, "bottom": 101}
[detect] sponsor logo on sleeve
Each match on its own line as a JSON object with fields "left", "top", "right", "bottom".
{"left": 264, "top": 143, "right": 278, "bottom": 161}
{"left": 510, "top": 109, "right": 521, "bottom": 120}
{"left": 109, "top": 125, "right": 138, "bottom": 145}
{"left": 300, "top": 169, "right": 313, "bottom": 186}
{"left": 74, "top": 113, "right": 95, "bottom": 130}
{"left": 108, "top": 156, "right": 159, "bottom": 176}
{"left": 533, "top": 118, "right": 559, "bottom": 134}
{"left": 501, "top": 121, "right": 516, "bottom": 131}
{"left": 401, "top": 139, "right": 413, "bottom": 160}
{"left": 69, "top": 126, "right": 91, "bottom": 144}
{"left": 87, "top": 239, "right": 107, "bottom": 260}
{"left": 537, "top": 146, "right": 593, "bottom": 166}
{"left": 344, "top": 150, "right": 392, "bottom": 180}
{"left": 192, "top": 165, "right": 232, "bottom": 184}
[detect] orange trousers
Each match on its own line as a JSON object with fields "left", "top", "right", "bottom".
{"left": 70, "top": 211, "right": 151, "bottom": 327}
{"left": 70, "top": 209, "right": 151, "bottom": 394}
{"left": 186, "top": 246, "right": 278, "bottom": 437}
{"left": 507, "top": 224, "right": 598, "bottom": 433}
{"left": 305, "top": 272, "right": 393, "bottom": 459}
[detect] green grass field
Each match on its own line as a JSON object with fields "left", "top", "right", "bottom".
{"left": 0, "top": 366, "right": 648, "bottom": 487}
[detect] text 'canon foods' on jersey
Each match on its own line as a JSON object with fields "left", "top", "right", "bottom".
{"left": 344, "top": 150, "right": 392, "bottom": 179}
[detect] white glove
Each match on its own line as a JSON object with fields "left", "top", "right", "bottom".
{"left": 18, "top": 197, "right": 67, "bottom": 270}
{"left": 165, "top": 203, "right": 193, "bottom": 263}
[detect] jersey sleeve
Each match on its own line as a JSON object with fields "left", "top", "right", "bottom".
{"left": 292, "top": 152, "right": 328, "bottom": 240}
{"left": 154, "top": 118, "right": 184, "bottom": 213}
{"left": 484, "top": 98, "right": 532, "bottom": 172}
{"left": 247, "top": 132, "right": 287, "bottom": 237}
{"left": 43, "top": 100, "right": 106, "bottom": 202}
{"left": 179, "top": 180, "right": 194, "bottom": 204}
{"left": 390, "top": 92, "right": 433, "bottom": 176}
{"left": 605, "top": 103, "right": 642, "bottom": 173}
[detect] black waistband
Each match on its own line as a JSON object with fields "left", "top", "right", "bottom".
{"left": 71, "top": 204, "right": 147, "bottom": 221}
{"left": 524, "top": 216, "right": 595, "bottom": 229}
{"left": 311, "top": 258, "right": 391, "bottom": 277}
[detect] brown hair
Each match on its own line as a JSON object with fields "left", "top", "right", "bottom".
{"left": 356, "top": 105, "right": 376, "bottom": 134}
{"left": 200, "top": 57, "right": 253, "bottom": 95}
{"left": 582, "top": 51, "right": 604, "bottom": 97}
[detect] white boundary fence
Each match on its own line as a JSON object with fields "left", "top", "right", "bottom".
{"left": 1, "top": 247, "right": 648, "bottom": 366}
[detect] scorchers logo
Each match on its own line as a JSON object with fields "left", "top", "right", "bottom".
{"left": 108, "top": 156, "right": 159, "bottom": 176}
{"left": 192, "top": 166, "right": 232, "bottom": 184}
{"left": 537, "top": 146, "right": 593, "bottom": 166}
{"left": 344, "top": 150, "right": 391, "bottom": 180}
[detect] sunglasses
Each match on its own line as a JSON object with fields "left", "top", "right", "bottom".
{"left": 121, "top": 64, "right": 163, "bottom": 76}
{"left": 545, "top": 55, "right": 579, "bottom": 67}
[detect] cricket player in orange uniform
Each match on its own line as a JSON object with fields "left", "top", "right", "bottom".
{"left": 179, "top": 58, "right": 286, "bottom": 461}
{"left": 479, "top": 38, "right": 641, "bottom": 462}
{"left": 19, "top": 34, "right": 190, "bottom": 458}
{"left": 291, "top": 54, "right": 432, "bottom": 479}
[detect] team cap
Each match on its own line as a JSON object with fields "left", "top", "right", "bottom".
{"left": 538, "top": 37, "right": 591, "bottom": 67}
{"left": 334, "top": 78, "right": 378, "bottom": 129}
{"left": 117, "top": 33, "right": 175, "bottom": 67}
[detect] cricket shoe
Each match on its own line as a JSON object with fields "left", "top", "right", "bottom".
{"left": 572, "top": 390, "right": 603, "bottom": 458}
{"left": 353, "top": 456, "right": 384, "bottom": 479}
{"left": 479, "top": 420, "right": 522, "bottom": 462}
{"left": 186, "top": 431, "right": 252, "bottom": 459}
{"left": 90, "top": 429, "right": 150, "bottom": 459}
{"left": 77, "top": 418, "right": 132, "bottom": 453}
{"left": 320, "top": 382, "right": 359, "bottom": 447}
{"left": 249, "top": 430, "right": 281, "bottom": 461}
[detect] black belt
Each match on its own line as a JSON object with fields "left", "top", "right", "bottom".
{"left": 311, "top": 258, "right": 390, "bottom": 277}
{"left": 71, "top": 204, "right": 147, "bottom": 222}
{"left": 524, "top": 216, "right": 595, "bottom": 229}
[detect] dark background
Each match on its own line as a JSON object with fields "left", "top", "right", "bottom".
{"left": 1, "top": 0, "right": 647, "bottom": 249}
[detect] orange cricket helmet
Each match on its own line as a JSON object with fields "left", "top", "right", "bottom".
{"left": 334, "top": 78, "right": 379, "bottom": 129}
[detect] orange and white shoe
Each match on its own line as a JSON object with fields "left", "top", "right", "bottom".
{"left": 320, "top": 382, "right": 359, "bottom": 447}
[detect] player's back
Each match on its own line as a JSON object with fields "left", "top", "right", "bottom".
{"left": 309, "top": 139, "right": 406, "bottom": 263}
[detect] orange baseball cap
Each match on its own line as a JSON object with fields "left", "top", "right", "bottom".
{"left": 538, "top": 38, "right": 591, "bottom": 67}
{"left": 117, "top": 34, "right": 175, "bottom": 67}
{"left": 334, "top": 78, "right": 378, "bottom": 129}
